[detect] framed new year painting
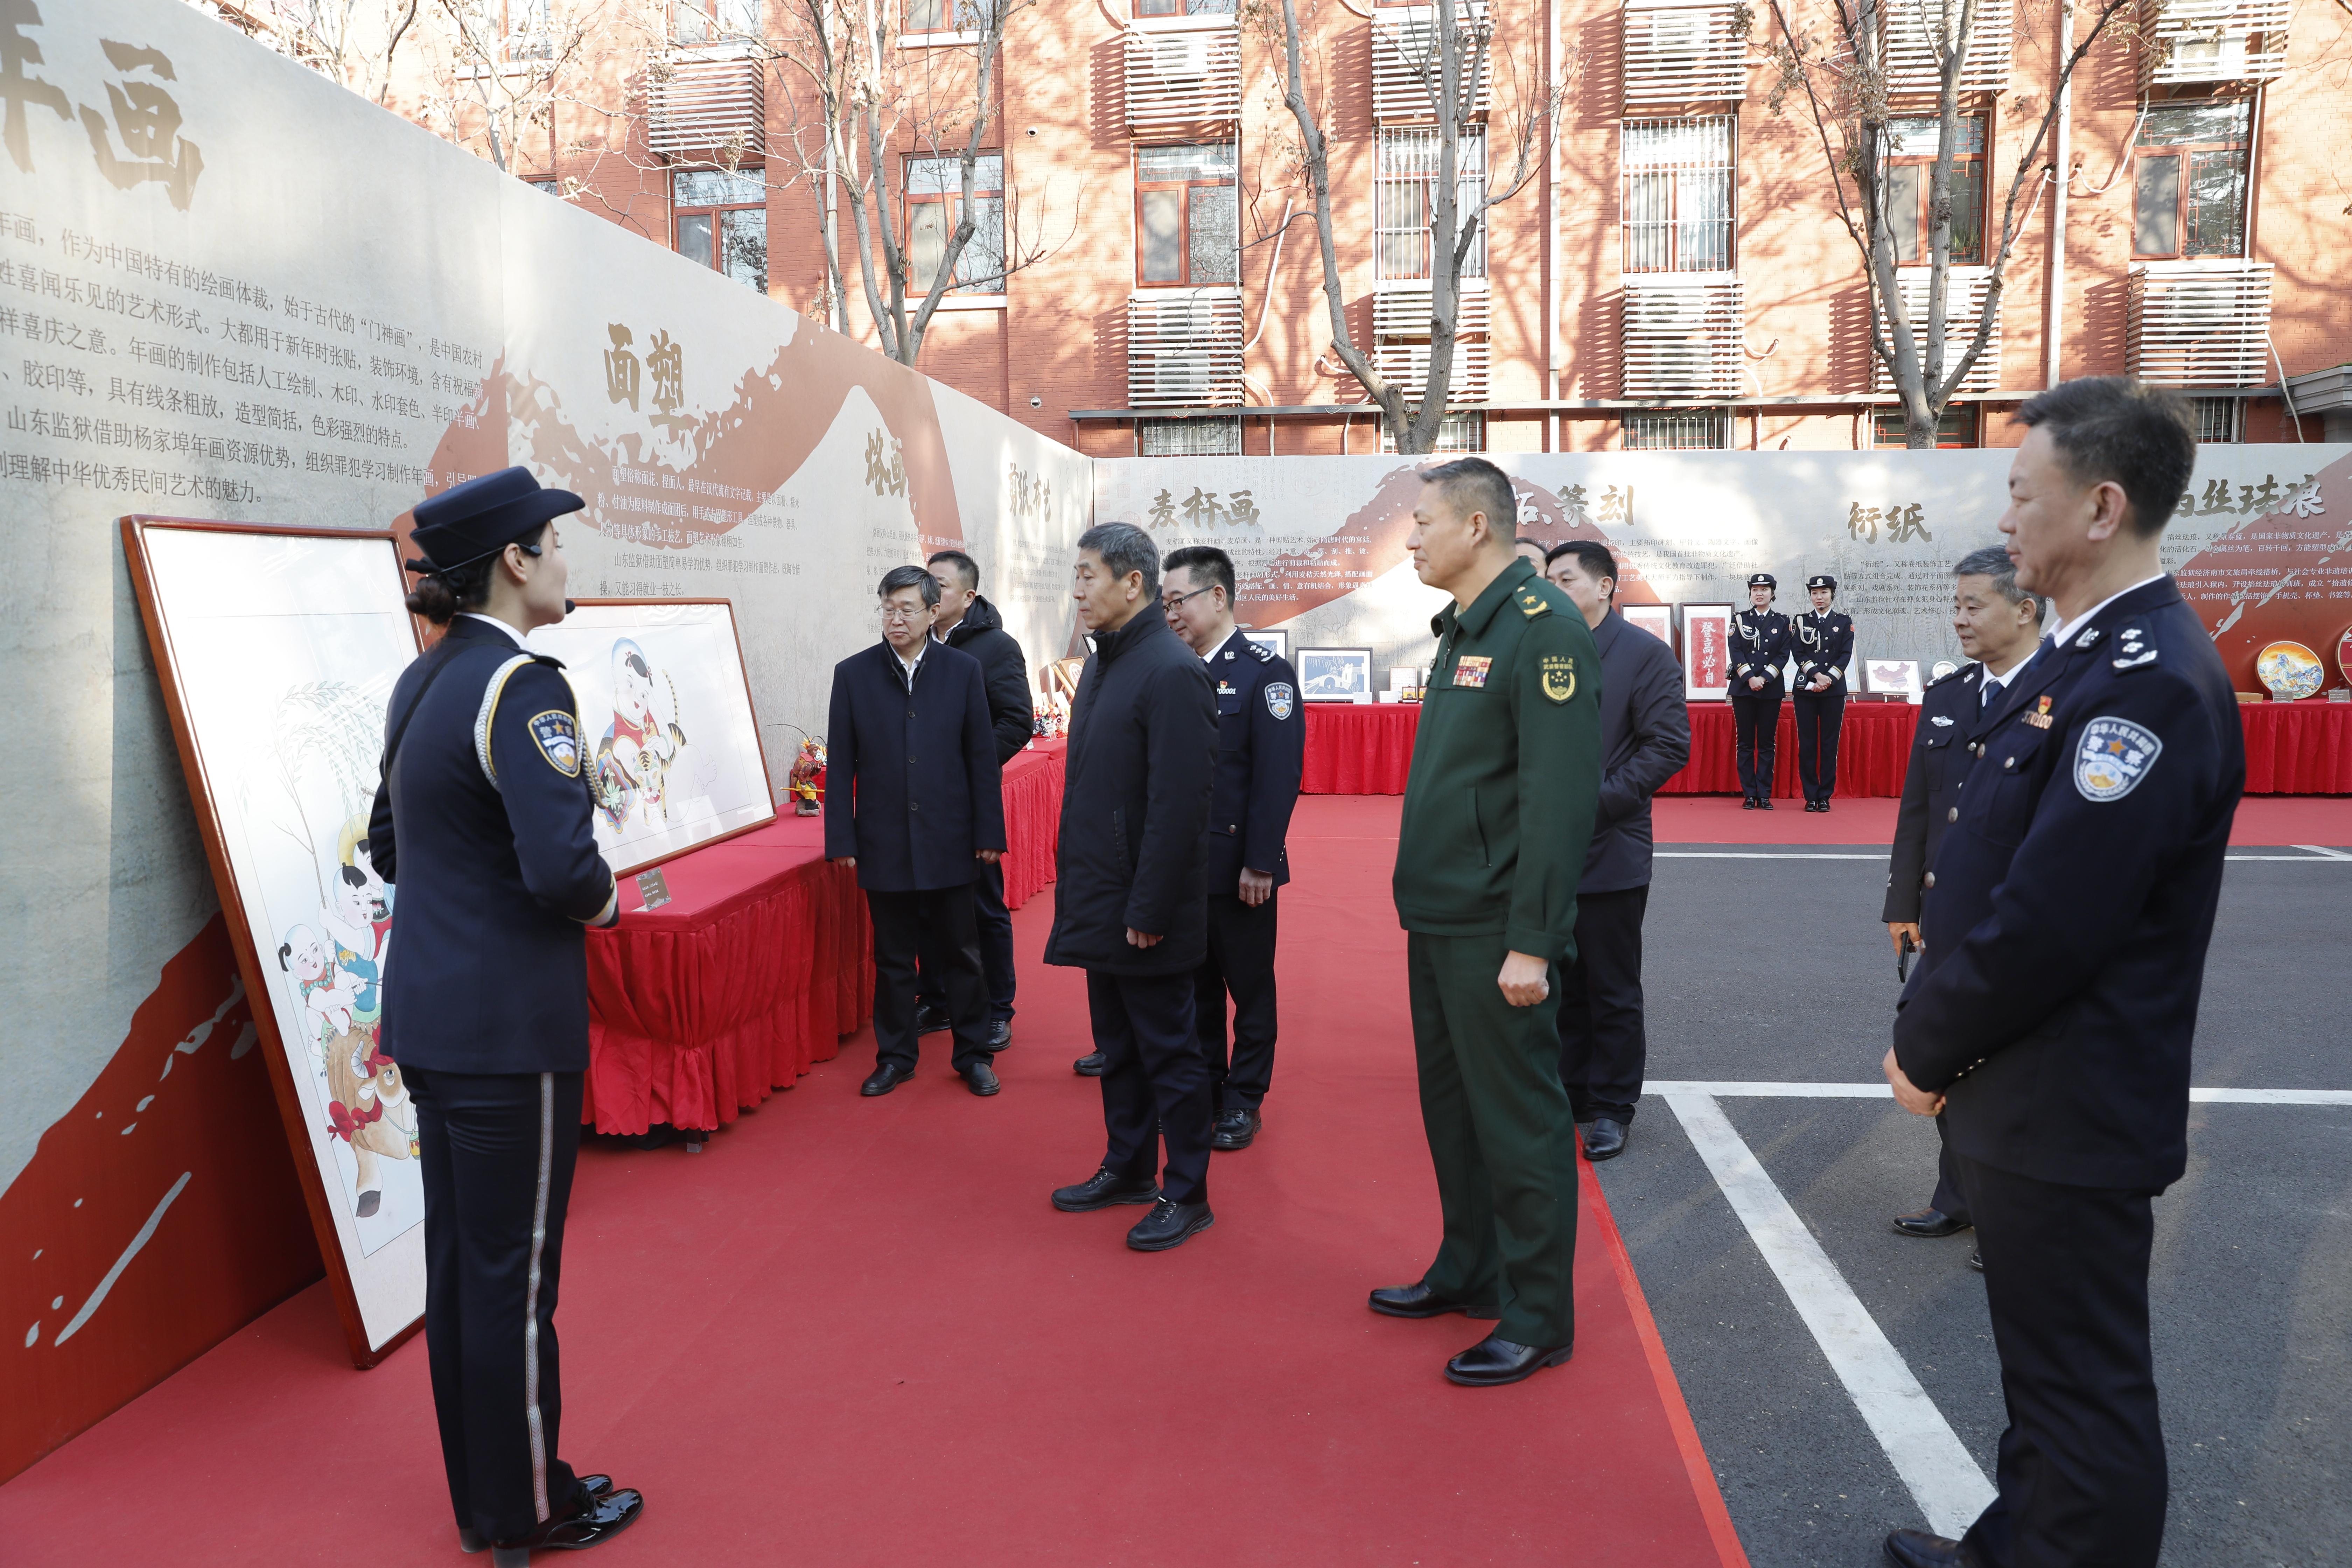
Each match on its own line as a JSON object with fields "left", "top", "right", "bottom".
{"left": 525, "top": 600, "right": 776, "bottom": 877}
{"left": 1679, "top": 603, "right": 1733, "bottom": 700}
{"left": 121, "top": 518, "right": 426, "bottom": 1367}
{"left": 1621, "top": 603, "right": 1674, "bottom": 652}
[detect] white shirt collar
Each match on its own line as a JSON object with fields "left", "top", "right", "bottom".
{"left": 892, "top": 638, "right": 926, "bottom": 678}
{"left": 2043, "top": 574, "right": 2167, "bottom": 653}
{"left": 458, "top": 612, "right": 523, "bottom": 647}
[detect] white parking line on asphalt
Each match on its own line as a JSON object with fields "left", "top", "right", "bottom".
{"left": 1648, "top": 1080, "right": 2352, "bottom": 1105}
{"left": 1659, "top": 1090, "right": 1997, "bottom": 1539}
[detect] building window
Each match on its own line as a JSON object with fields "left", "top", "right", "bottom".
{"left": 1375, "top": 128, "right": 1486, "bottom": 282}
{"left": 525, "top": 175, "right": 560, "bottom": 195}
{"left": 905, "top": 0, "right": 988, "bottom": 31}
{"left": 1873, "top": 404, "right": 1980, "bottom": 448}
{"left": 1620, "top": 116, "right": 1734, "bottom": 273}
{"left": 1138, "top": 416, "right": 1242, "bottom": 456}
{"left": 673, "top": 0, "right": 759, "bottom": 43}
{"left": 1883, "top": 115, "right": 1985, "bottom": 265}
{"left": 1136, "top": 143, "right": 1238, "bottom": 287}
{"left": 905, "top": 154, "right": 1006, "bottom": 295}
{"left": 2133, "top": 100, "right": 2251, "bottom": 260}
{"left": 1624, "top": 406, "right": 1730, "bottom": 449}
{"left": 2189, "top": 396, "right": 2241, "bottom": 443}
{"left": 674, "top": 168, "right": 768, "bottom": 292}
{"left": 1381, "top": 410, "right": 1485, "bottom": 453}
{"left": 1133, "top": 0, "right": 1234, "bottom": 14}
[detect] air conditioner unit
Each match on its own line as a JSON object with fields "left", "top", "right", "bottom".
{"left": 1621, "top": 0, "right": 1747, "bottom": 107}
{"left": 1124, "top": 25, "right": 1241, "bottom": 128}
{"left": 2127, "top": 261, "right": 2272, "bottom": 389}
{"left": 1152, "top": 35, "right": 1210, "bottom": 79}
{"left": 1621, "top": 273, "right": 1742, "bottom": 398}
{"left": 645, "top": 53, "right": 766, "bottom": 158}
{"left": 1879, "top": 0, "right": 2013, "bottom": 97}
{"left": 1372, "top": 4, "right": 1494, "bottom": 123}
{"left": 1128, "top": 289, "right": 1245, "bottom": 408}
{"left": 2138, "top": 0, "right": 2288, "bottom": 85}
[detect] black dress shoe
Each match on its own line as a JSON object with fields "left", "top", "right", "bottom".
{"left": 860, "top": 1061, "right": 913, "bottom": 1097}
{"left": 1968, "top": 1249, "right": 1984, "bottom": 1272}
{"left": 960, "top": 1060, "right": 1001, "bottom": 1097}
{"left": 1126, "top": 1198, "right": 1214, "bottom": 1251}
{"left": 1051, "top": 1168, "right": 1159, "bottom": 1212}
{"left": 1581, "top": 1117, "right": 1628, "bottom": 1161}
{"left": 1742, "top": 796, "right": 1756, "bottom": 810}
{"left": 1883, "top": 1526, "right": 1966, "bottom": 1567}
{"left": 490, "top": 1488, "right": 644, "bottom": 1564}
{"left": 913, "top": 1003, "right": 951, "bottom": 1035}
{"left": 1211, "top": 1107, "right": 1260, "bottom": 1150}
{"left": 1368, "top": 1282, "right": 1501, "bottom": 1321}
{"left": 985, "top": 1018, "right": 1012, "bottom": 1051}
{"left": 1072, "top": 1050, "right": 1107, "bottom": 1076}
{"left": 1759, "top": 797, "right": 1775, "bottom": 810}
{"left": 463, "top": 1479, "right": 618, "bottom": 1552}
{"left": 1444, "top": 1334, "right": 1573, "bottom": 1387}
{"left": 1891, "top": 1208, "right": 1972, "bottom": 1239}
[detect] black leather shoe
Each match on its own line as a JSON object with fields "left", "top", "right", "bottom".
{"left": 860, "top": 1062, "right": 913, "bottom": 1097}
{"left": 490, "top": 1487, "right": 644, "bottom": 1563}
{"left": 1211, "top": 1107, "right": 1260, "bottom": 1150}
{"left": 464, "top": 1479, "right": 618, "bottom": 1552}
{"left": 1582, "top": 1118, "right": 1628, "bottom": 1161}
{"left": 1883, "top": 1526, "right": 1966, "bottom": 1567}
{"left": 1368, "top": 1282, "right": 1501, "bottom": 1321}
{"left": 1968, "top": 1249, "right": 1984, "bottom": 1272}
{"left": 913, "top": 1003, "right": 951, "bottom": 1036}
{"left": 1072, "top": 1050, "right": 1107, "bottom": 1075}
{"left": 1444, "top": 1334, "right": 1573, "bottom": 1387}
{"left": 1891, "top": 1208, "right": 1972, "bottom": 1239}
{"left": 961, "top": 1060, "right": 1001, "bottom": 1097}
{"left": 1759, "top": 797, "right": 1775, "bottom": 810}
{"left": 985, "top": 1018, "right": 1012, "bottom": 1051}
{"left": 1741, "top": 796, "right": 1756, "bottom": 810}
{"left": 1052, "top": 1168, "right": 1159, "bottom": 1212}
{"left": 1126, "top": 1198, "right": 1214, "bottom": 1251}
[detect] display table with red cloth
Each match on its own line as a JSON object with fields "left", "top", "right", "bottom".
{"left": 1300, "top": 704, "right": 1422, "bottom": 794}
{"left": 582, "top": 740, "right": 1069, "bottom": 1134}
{"left": 2240, "top": 699, "right": 2352, "bottom": 794}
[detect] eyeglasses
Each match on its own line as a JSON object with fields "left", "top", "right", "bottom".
{"left": 1161, "top": 585, "right": 1219, "bottom": 615}
{"left": 879, "top": 605, "right": 929, "bottom": 623}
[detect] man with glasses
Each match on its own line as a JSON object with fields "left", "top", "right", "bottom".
{"left": 825, "top": 565, "right": 1007, "bottom": 1099}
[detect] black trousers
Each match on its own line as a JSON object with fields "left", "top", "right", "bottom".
{"left": 1196, "top": 890, "right": 1279, "bottom": 1110}
{"left": 867, "top": 885, "right": 989, "bottom": 1073}
{"left": 1927, "top": 1115, "right": 1970, "bottom": 1221}
{"left": 1555, "top": 884, "right": 1650, "bottom": 1124}
{"left": 1090, "top": 968, "right": 1213, "bottom": 1206}
{"left": 406, "top": 1065, "right": 592, "bottom": 1544}
{"left": 1730, "top": 692, "right": 1782, "bottom": 800}
{"left": 1956, "top": 1155, "right": 2166, "bottom": 1568}
{"left": 916, "top": 858, "right": 1016, "bottom": 1025}
{"left": 1792, "top": 690, "right": 1846, "bottom": 804}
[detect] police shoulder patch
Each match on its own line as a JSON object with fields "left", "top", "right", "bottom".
{"left": 2074, "top": 716, "right": 2161, "bottom": 803}
{"left": 1264, "top": 682, "right": 1295, "bottom": 721}
{"left": 1247, "top": 639, "right": 1275, "bottom": 662}
{"left": 530, "top": 710, "right": 583, "bottom": 777}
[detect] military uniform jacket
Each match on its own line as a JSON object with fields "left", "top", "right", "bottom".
{"left": 1792, "top": 610, "right": 1855, "bottom": 694}
{"left": 1203, "top": 628, "right": 1304, "bottom": 892}
{"left": 1393, "top": 559, "right": 1603, "bottom": 961}
{"left": 1893, "top": 579, "right": 2244, "bottom": 1191}
{"left": 370, "top": 616, "right": 617, "bottom": 1076}
{"left": 1730, "top": 609, "right": 1792, "bottom": 696}
{"left": 1882, "top": 661, "right": 1985, "bottom": 925}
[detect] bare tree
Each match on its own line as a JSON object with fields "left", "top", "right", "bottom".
{"left": 183, "top": 0, "right": 423, "bottom": 106}
{"left": 1760, "top": 0, "right": 2138, "bottom": 447}
{"left": 1262, "top": 0, "right": 1556, "bottom": 453}
{"left": 415, "top": 0, "right": 610, "bottom": 174}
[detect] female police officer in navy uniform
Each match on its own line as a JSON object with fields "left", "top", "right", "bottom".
{"left": 368, "top": 467, "right": 643, "bottom": 1564}
{"left": 1790, "top": 573, "right": 1855, "bottom": 811}
{"left": 1728, "top": 573, "right": 1791, "bottom": 808}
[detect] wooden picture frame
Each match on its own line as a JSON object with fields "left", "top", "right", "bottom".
{"left": 1621, "top": 603, "right": 1675, "bottom": 653}
{"left": 121, "top": 516, "right": 425, "bottom": 1367}
{"left": 1678, "top": 602, "right": 1734, "bottom": 700}
{"left": 524, "top": 599, "right": 778, "bottom": 880}
{"left": 1297, "top": 646, "right": 1374, "bottom": 701}
{"left": 1864, "top": 658, "right": 1924, "bottom": 701}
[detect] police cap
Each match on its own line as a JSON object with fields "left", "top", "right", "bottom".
{"left": 1747, "top": 573, "right": 1776, "bottom": 590}
{"left": 1807, "top": 574, "right": 1837, "bottom": 592}
{"left": 409, "top": 466, "right": 586, "bottom": 573}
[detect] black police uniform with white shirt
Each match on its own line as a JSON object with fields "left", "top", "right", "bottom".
{"left": 1194, "top": 628, "right": 1304, "bottom": 1143}
{"left": 1893, "top": 576, "right": 2243, "bottom": 1568}
{"left": 1729, "top": 576, "right": 1791, "bottom": 806}
{"left": 1790, "top": 575, "right": 1855, "bottom": 810}
{"left": 365, "top": 468, "right": 636, "bottom": 1559}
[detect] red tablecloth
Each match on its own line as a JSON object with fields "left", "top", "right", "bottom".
{"left": 1300, "top": 704, "right": 1421, "bottom": 794}
{"left": 2240, "top": 699, "right": 2352, "bottom": 793}
{"left": 1001, "top": 740, "right": 1064, "bottom": 909}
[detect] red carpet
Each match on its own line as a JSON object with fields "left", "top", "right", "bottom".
{"left": 0, "top": 798, "right": 1742, "bottom": 1568}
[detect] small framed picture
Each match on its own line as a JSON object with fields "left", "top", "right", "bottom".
{"left": 1297, "top": 646, "right": 1374, "bottom": 701}
{"left": 1621, "top": 603, "right": 1674, "bottom": 651}
{"left": 1242, "top": 629, "right": 1289, "bottom": 662}
{"left": 1678, "top": 603, "right": 1734, "bottom": 700}
{"left": 1865, "top": 658, "right": 1923, "bottom": 702}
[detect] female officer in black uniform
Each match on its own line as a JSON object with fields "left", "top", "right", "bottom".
{"left": 369, "top": 467, "right": 643, "bottom": 1564}
{"left": 1791, "top": 573, "right": 1855, "bottom": 811}
{"left": 1729, "top": 572, "right": 1791, "bottom": 808}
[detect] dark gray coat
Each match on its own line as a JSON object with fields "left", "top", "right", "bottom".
{"left": 1581, "top": 608, "right": 1692, "bottom": 893}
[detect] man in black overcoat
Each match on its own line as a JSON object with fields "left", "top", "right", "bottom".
{"left": 1043, "top": 522, "right": 1219, "bottom": 1252}
{"left": 825, "top": 565, "right": 1007, "bottom": 1098}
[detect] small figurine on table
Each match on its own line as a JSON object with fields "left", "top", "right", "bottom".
{"left": 788, "top": 736, "right": 826, "bottom": 816}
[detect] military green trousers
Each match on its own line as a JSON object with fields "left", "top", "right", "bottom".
{"left": 1407, "top": 930, "right": 1580, "bottom": 1350}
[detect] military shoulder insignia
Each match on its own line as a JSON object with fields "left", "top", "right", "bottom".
{"left": 1454, "top": 654, "right": 1493, "bottom": 690}
{"left": 530, "top": 710, "right": 583, "bottom": 776}
{"left": 1518, "top": 591, "right": 1550, "bottom": 618}
{"left": 2075, "top": 716, "right": 2161, "bottom": 802}
{"left": 1540, "top": 654, "right": 1577, "bottom": 704}
{"left": 1264, "top": 682, "right": 1294, "bottom": 720}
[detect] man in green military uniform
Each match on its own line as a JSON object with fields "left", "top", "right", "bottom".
{"left": 1370, "top": 456, "right": 1603, "bottom": 1387}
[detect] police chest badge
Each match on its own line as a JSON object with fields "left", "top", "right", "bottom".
{"left": 1540, "top": 654, "right": 1577, "bottom": 704}
{"left": 2074, "top": 716, "right": 2161, "bottom": 803}
{"left": 529, "top": 710, "right": 583, "bottom": 777}
{"left": 1265, "top": 682, "right": 1295, "bottom": 720}
{"left": 1454, "top": 655, "right": 1493, "bottom": 690}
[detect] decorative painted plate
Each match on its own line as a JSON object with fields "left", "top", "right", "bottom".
{"left": 2336, "top": 625, "right": 2352, "bottom": 687}
{"left": 2256, "top": 640, "right": 2324, "bottom": 701}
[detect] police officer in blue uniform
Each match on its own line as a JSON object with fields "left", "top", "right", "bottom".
{"left": 1158, "top": 545, "right": 1304, "bottom": 1152}
{"left": 1729, "top": 573, "right": 1791, "bottom": 809}
{"left": 1790, "top": 573, "right": 1855, "bottom": 812}
{"left": 1879, "top": 381, "right": 2244, "bottom": 1568}
{"left": 369, "top": 468, "right": 644, "bottom": 1566}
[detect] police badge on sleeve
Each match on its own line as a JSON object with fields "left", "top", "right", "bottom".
{"left": 530, "top": 710, "right": 583, "bottom": 777}
{"left": 2074, "top": 716, "right": 2161, "bottom": 803}
{"left": 1265, "top": 682, "right": 1295, "bottom": 721}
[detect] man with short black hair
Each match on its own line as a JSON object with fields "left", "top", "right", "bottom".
{"left": 1879, "top": 378, "right": 2243, "bottom": 1568}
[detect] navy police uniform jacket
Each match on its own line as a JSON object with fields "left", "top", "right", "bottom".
{"left": 1882, "top": 661, "right": 1984, "bottom": 926}
{"left": 1893, "top": 579, "right": 2244, "bottom": 1191}
{"left": 370, "top": 615, "right": 618, "bottom": 1076}
{"left": 1203, "top": 628, "right": 1304, "bottom": 892}
{"left": 1792, "top": 609, "right": 1854, "bottom": 694}
{"left": 823, "top": 639, "right": 1006, "bottom": 891}
{"left": 1730, "top": 609, "right": 1791, "bottom": 696}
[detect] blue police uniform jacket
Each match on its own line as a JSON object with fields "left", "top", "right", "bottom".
{"left": 1202, "top": 628, "right": 1305, "bottom": 892}
{"left": 1730, "top": 609, "right": 1791, "bottom": 696}
{"left": 1792, "top": 610, "right": 1854, "bottom": 694}
{"left": 822, "top": 638, "right": 1006, "bottom": 891}
{"left": 370, "top": 615, "right": 618, "bottom": 1076}
{"left": 1882, "top": 660, "right": 1985, "bottom": 926}
{"left": 1893, "top": 578, "right": 2245, "bottom": 1191}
